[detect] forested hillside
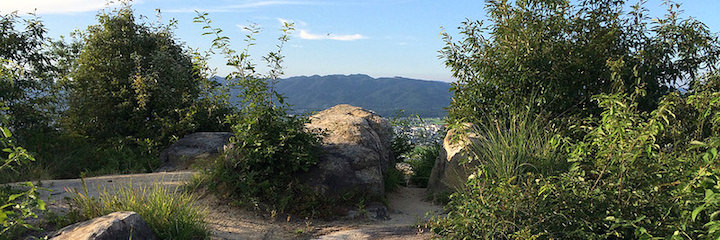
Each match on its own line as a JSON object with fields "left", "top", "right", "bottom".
{"left": 224, "top": 74, "right": 451, "bottom": 117}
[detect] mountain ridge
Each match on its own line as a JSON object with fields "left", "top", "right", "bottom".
{"left": 224, "top": 74, "right": 452, "bottom": 118}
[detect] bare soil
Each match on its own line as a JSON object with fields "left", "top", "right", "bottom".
{"left": 20, "top": 171, "right": 442, "bottom": 240}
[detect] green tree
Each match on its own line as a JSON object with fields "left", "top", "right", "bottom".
{"left": 66, "top": 5, "right": 206, "bottom": 146}
{"left": 0, "top": 12, "right": 60, "bottom": 137}
{"left": 442, "top": 0, "right": 720, "bottom": 124}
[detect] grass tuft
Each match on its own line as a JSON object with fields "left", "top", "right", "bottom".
{"left": 64, "top": 179, "right": 209, "bottom": 240}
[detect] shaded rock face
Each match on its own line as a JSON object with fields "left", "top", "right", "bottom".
{"left": 49, "top": 211, "right": 157, "bottom": 240}
{"left": 427, "top": 124, "right": 480, "bottom": 195}
{"left": 302, "top": 104, "right": 393, "bottom": 199}
{"left": 156, "top": 132, "right": 233, "bottom": 172}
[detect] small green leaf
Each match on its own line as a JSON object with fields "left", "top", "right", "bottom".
{"left": 37, "top": 199, "right": 45, "bottom": 211}
{"left": 7, "top": 192, "right": 24, "bottom": 201}
{"left": 0, "top": 127, "right": 10, "bottom": 138}
{"left": 692, "top": 206, "right": 705, "bottom": 221}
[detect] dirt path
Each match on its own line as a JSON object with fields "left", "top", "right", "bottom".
{"left": 20, "top": 171, "right": 442, "bottom": 239}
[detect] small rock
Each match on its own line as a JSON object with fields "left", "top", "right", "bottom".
{"left": 49, "top": 211, "right": 157, "bottom": 240}
{"left": 365, "top": 202, "right": 390, "bottom": 220}
{"left": 156, "top": 132, "right": 233, "bottom": 172}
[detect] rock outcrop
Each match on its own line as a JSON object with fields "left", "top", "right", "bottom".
{"left": 302, "top": 104, "right": 394, "bottom": 200}
{"left": 427, "top": 123, "right": 480, "bottom": 195}
{"left": 49, "top": 211, "right": 157, "bottom": 240}
{"left": 156, "top": 132, "right": 233, "bottom": 172}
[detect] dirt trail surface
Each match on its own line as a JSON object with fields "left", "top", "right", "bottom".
{"left": 22, "top": 171, "right": 442, "bottom": 239}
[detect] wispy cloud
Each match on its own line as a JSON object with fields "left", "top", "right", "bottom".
{"left": 277, "top": 18, "right": 306, "bottom": 27}
{"left": 236, "top": 24, "right": 259, "bottom": 33}
{"left": 0, "top": 0, "right": 116, "bottom": 14}
{"left": 166, "top": 1, "right": 317, "bottom": 13}
{"left": 277, "top": 18, "right": 291, "bottom": 25}
{"left": 275, "top": 18, "right": 362, "bottom": 41}
{"left": 298, "top": 29, "right": 366, "bottom": 41}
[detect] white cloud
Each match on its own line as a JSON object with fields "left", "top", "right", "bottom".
{"left": 0, "top": 0, "right": 116, "bottom": 14}
{"left": 277, "top": 17, "right": 291, "bottom": 25}
{"left": 276, "top": 18, "right": 307, "bottom": 27}
{"left": 298, "top": 29, "right": 365, "bottom": 41}
{"left": 236, "top": 24, "right": 256, "bottom": 33}
{"left": 166, "top": 1, "right": 316, "bottom": 13}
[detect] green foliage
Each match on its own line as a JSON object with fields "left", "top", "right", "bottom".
{"left": 432, "top": 64, "right": 720, "bottom": 239}
{"left": 0, "top": 105, "right": 46, "bottom": 238}
{"left": 389, "top": 114, "right": 443, "bottom": 188}
{"left": 431, "top": 106, "right": 565, "bottom": 239}
{"left": 442, "top": 0, "right": 720, "bottom": 123}
{"left": 0, "top": 13, "right": 62, "bottom": 137}
{"left": 193, "top": 13, "right": 322, "bottom": 215}
{"left": 0, "top": 183, "right": 45, "bottom": 239}
{"left": 0, "top": 60, "right": 46, "bottom": 238}
{"left": 406, "top": 144, "right": 440, "bottom": 188}
{"left": 468, "top": 108, "right": 565, "bottom": 182}
{"left": 1, "top": 4, "right": 233, "bottom": 181}
{"left": 65, "top": 4, "right": 208, "bottom": 147}
{"left": 384, "top": 165, "right": 405, "bottom": 192}
{"left": 65, "top": 180, "right": 209, "bottom": 240}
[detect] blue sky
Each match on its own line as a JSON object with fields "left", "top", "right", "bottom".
{"left": 1, "top": 0, "right": 719, "bottom": 82}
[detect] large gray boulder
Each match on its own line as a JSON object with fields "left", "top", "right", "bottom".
{"left": 49, "top": 211, "right": 157, "bottom": 240}
{"left": 156, "top": 132, "right": 233, "bottom": 172}
{"left": 427, "top": 123, "right": 480, "bottom": 195}
{"left": 302, "top": 104, "right": 394, "bottom": 199}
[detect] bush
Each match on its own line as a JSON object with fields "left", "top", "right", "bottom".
{"left": 0, "top": 105, "right": 46, "bottom": 238}
{"left": 433, "top": 64, "right": 720, "bottom": 238}
{"left": 431, "top": 106, "right": 565, "bottom": 239}
{"left": 1, "top": 61, "right": 47, "bottom": 239}
{"left": 406, "top": 144, "right": 440, "bottom": 188}
{"left": 193, "top": 14, "right": 323, "bottom": 215}
{"left": 0, "top": 133, "right": 159, "bottom": 183}
{"left": 65, "top": 181, "right": 209, "bottom": 240}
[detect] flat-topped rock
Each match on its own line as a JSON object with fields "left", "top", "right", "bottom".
{"left": 156, "top": 132, "right": 233, "bottom": 172}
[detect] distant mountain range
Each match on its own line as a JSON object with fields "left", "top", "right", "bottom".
{"left": 223, "top": 74, "right": 452, "bottom": 118}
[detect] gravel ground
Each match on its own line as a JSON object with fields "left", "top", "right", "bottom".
{"left": 11, "top": 171, "right": 442, "bottom": 240}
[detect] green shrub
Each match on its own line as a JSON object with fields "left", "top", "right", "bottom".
{"left": 384, "top": 165, "right": 406, "bottom": 192}
{"left": 433, "top": 64, "right": 720, "bottom": 239}
{"left": 406, "top": 144, "right": 440, "bottom": 188}
{"left": 1, "top": 67, "right": 46, "bottom": 239}
{"left": 469, "top": 108, "right": 565, "bottom": 182}
{"left": 65, "top": 180, "right": 209, "bottom": 240}
{"left": 431, "top": 106, "right": 565, "bottom": 239}
{"left": 193, "top": 14, "right": 323, "bottom": 215}
{"left": 0, "top": 133, "right": 159, "bottom": 183}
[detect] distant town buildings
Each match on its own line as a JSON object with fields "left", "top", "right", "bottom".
{"left": 393, "top": 122, "right": 445, "bottom": 146}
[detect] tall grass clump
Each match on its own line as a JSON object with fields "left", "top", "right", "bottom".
{"left": 469, "top": 108, "right": 565, "bottom": 181}
{"left": 65, "top": 180, "right": 209, "bottom": 240}
{"left": 406, "top": 144, "right": 440, "bottom": 187}
{"left": 431, "top": 108, "right": 566, "bottom": 239}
